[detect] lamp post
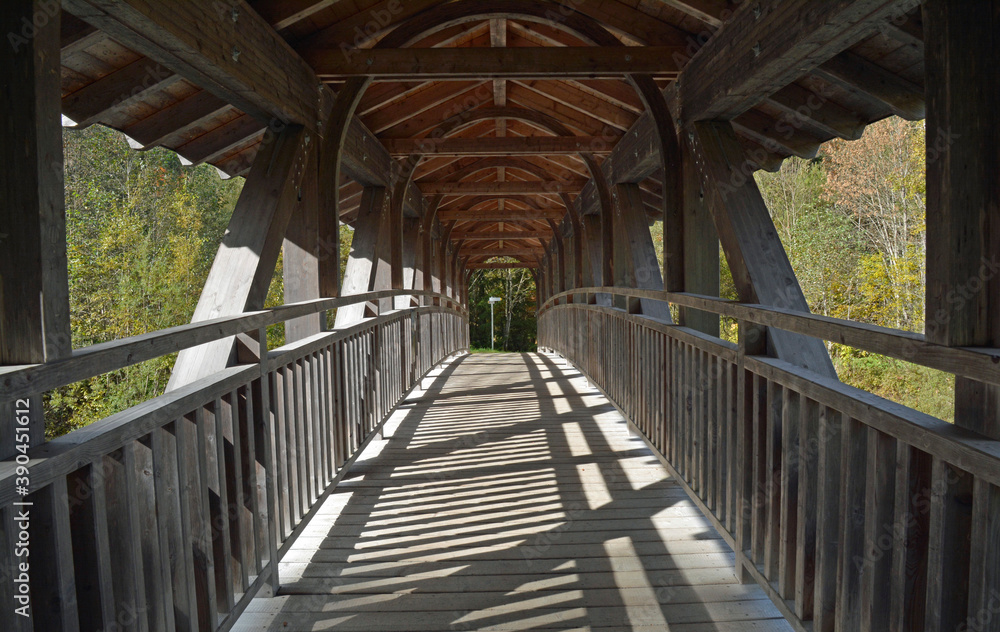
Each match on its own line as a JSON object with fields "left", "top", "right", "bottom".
{"left": 488, "top": 297, "right": 502, "bottom": 350}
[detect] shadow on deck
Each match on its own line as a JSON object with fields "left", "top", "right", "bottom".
{"left": 233, "top": 353, "right": 791, "bottom": 631}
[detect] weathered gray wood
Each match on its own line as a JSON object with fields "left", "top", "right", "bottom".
{"left": 151, "top": 423, "right": 196, "bottom": 630}
{"left": 680, "top": 140, "right": 721, "bottom": 336}
{"left": 924, "top": 458, "right": 974, "bottom": 631}
{"left": 0, "top": 0, "right": 71, "bottom": 369}
{"left": 889, "top": 445, "right": 931, "bottom": 632}
{"left": 336, "top": 188, "right": 389, "bottom": 327}
{"left": 66, "top": 463, "right": 115, "bottom": 630}
{"left": 309, "top": 46, "right": 683, "bottom": 79}
{"left": 675, "top": 0, "right": 921, "bottom": 122}
{"left": 169, "top": 128, "right": 311, "bottom": 390}
{"left": 284, "top": 144, "right": 323, "bottom": 342}
{"left": 923, "top": 0, "right": 1000, "bottom": 442}
{"left": 687, "top": 122, "right": 835, "bottom": 378}
{"left": 29, "top": 478, "right": 79, "bottom": 631}
{"left": 63, "top": 0, "right": 319, "bottom": 129}
{"left": 612, "top": 183, "right": 673, "bottom": 322}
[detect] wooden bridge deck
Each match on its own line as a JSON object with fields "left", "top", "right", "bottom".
{"left": 234, "top": 353, "right": 792, "bottom": 632}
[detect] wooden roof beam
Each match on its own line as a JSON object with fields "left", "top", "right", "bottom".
{"left": 308, "top": 47, "right": 683, "bottom": 80}
{"left": 452, "top": 230, "right": 553, "bottom": 241}
{"left": 64, "top": 0, "right": 321, "bottom": 129}
{"left": 467, "top": 261, "right": 538, "bottom": 269}
{"left": 420, "top": 181, "right": 588, "bottom": 195}
{"left": 459, "top": 247, "right": 544, "bottom": 257}
{"left": 386, "top": 137, "right": 613, "bottom": 156}
{"left": 438, "top": 209, "right": 566, "bottom": 222}
{"left": 675, "top": 0, "right": 922, "bottom": 122}
{"left": 123, "top": 90, "right": 232, "bottom": 149}
{"left": 61, "top": 56, "right": 182, "bottom": 127}
{"left": 815, "top": 51, "right": 925, "bottom": 121}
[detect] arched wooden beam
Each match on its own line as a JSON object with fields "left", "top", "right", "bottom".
{"left": 321, "top": 0, "right": 679, "bottom": 294}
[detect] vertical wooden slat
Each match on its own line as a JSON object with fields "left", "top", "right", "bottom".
{"left": 271, "top": 370, "right": 290, "bottom": 541}
{"left": 151, "top": 422, "right": 196, "bottom": 631}
{"left": 794, "top": 397, "right": 819, "bottom": 620}
{"left": 240, "top": 384, "right": 264, "bottom": 578}
{"left": 860, "top": 429, "right": 896, "bottom": 632}
{"left": 236, "top": 387, "right": 261, "bottom": 579}
{"left": 205, "top": 398, "right": 235, "bottom": 616}
{"left": 813, "top": 407, "right": 843, "bottom": 632}
{"left": 889, "top": 446, "right": 931, "bottom": 632}
{"left": 131, "top": 439, "right": 171, "bottom": 631}
{"left": 222, "top": 390, "right": 249, "bottom": 594}
{"left": 185, "top": 409, "right": 218, "bottom": 629}
{"left": 778, "top": 388, "right": 799, "bottom": 599}
{"left": 29, "top": 478, "right": 79, "bottom": 631}
{"left": 836, "top": 417, "right": 867, "bottom": 631}
{"left": 102, "top": 448, "right": 149, "bottom": 632}
{"left": 925, "top": 458, "right": 974, "bottom": 631}
{"left": 969, "top": 479, "right": 1000, "bottom": 632}
{"left": 67, "top": 464, "right": 115, "bottom": 631}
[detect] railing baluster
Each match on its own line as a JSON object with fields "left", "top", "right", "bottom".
{"left": 67, "top": 463, "right": 115, "bottom": 630}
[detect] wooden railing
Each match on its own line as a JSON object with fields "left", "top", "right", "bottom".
{"left": 0, "top": 291, "right": 468, "bottom": 632}
{"left": 539, "top": 287, "right": 1000, "bottom": 632}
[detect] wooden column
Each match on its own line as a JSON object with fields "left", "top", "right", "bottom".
{"left": 612, "top": 183, "right": 673, "bottom": 322}
{"left": 1, "top": 0, "right": 71, "bottom": 366}
{"left": 318, "top": 79, "right": 368, "bottom": 299}
{"left": 168, "top": 127, "right": 311, "bottom": 389}
{"left": 680, "top": 140, "right": 721, "bottom": 336}
{"left": 404, "top": 218, "right": 423, "bottom": 295}
{"left": 549, "top": 230, "right": 564, "bottom": 297}
{"left": 563, "top": 225, "right": 577, "bottom": 291}
{"left": 283, "top": 143, "right": 322, "bottom": 341}
{"left": 923, "top": 4, "right": 999, "bottom": 631}
{"left": 389, "top": 176, "right": 407, "bottom": 292}
{"left": 579, "top": 217, "right": 595, "bottom": 288}
{"left": 924, "top": 0, "right": 1000, "bottom": 441}
{"left": 1, "top": 0, "right": 71, "bottom": 455}
{"left": 335, "top": 186, "right": 389, "bottom": 327}
{"left": 689, "top": 121, "right": 835, "bottom": 378}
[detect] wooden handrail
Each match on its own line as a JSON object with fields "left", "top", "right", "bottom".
{"left": 540, "top": 286, "right": 1000, "bottom": 387}
{"left": 0, "top": 300, "right": 470, "bottom": 631}
{"left": 0, "top": 289, "right": 464, "bottom": 400}
{"left": 538, "top": 291, "right": 1000, "bottom": 632}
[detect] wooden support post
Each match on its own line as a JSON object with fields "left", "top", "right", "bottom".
{"left": 335, "top": 186, "right": 389, "bottom": 327}
{"left": 688, "top": 121, "right": 835, "bottom": 378}
{"left": 924, "top": 0, "right": 1000, "bottom": 442}
{"left": 403, "top": 217, "right": 423, "bottom": 304}
{"left": 563, "top": 226, "right": 577, "bottom": 292}
{"left": 1, "top": 0, "right": 71, "bottom": 456}
{"left": 923, "top": 4, "right": 999, "bottom": 629}
{"left": 612, "top": 184, "right": 673, "bottom": 322}
{"left": 284, "top": 143, "right": 322, "bottom": 341}
{"left": 549, "top": 229, "right": 564, "bottom": 297}
{"left": 169, "top": 127, "right": 311, "bottom": 390}
{"left": 389, "top": 177, "right": 407, "bottom": 292}
{"left": 1, "top": 0, "right": 71, "bottom": 366}
{"left": 680, "top": 140, "right": 721, "bottom": 336}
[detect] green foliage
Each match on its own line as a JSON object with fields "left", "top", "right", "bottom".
{"left": 467, "top": 262, "right": 537, "bottom": 351}
{"left": 47, "top": 125, "right": 253, "bottom": 437}
{"left": 752, "top": 118, "right": 950, "bottom": 421}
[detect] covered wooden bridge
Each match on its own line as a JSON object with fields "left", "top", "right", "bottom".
{"left": 1, "top": 0, "right": 999, "bottom": 630}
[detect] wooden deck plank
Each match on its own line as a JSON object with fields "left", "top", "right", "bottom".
{"left": 233, "top": 354, "right": 792, "bottom": 631}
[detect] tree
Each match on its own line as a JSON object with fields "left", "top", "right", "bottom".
{"left": 467, "top": 261, "right": 537, "bottom": 351}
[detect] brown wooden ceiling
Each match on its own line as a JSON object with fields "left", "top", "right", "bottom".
{"left": 58, "top": 1, "right": 926, "bottom": 266}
